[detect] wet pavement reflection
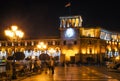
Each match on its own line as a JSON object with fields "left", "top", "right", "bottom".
{"left": 21, "top": 65, "right": 119, "bottom": 81}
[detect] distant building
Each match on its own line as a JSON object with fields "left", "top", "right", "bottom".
{"left": 0, "top": 15, "right": 120, "bottom": 64}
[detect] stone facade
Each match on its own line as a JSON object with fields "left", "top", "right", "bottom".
{"left": 0, "top": 15, "right": 120, "bottom": 64}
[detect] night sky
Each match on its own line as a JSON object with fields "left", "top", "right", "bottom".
{"left": 0, "top": 0, "right": 120, "bottom": 39}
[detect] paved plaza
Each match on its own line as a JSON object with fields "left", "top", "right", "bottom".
{"left": 12, "top": 65, "right": 120, "bottom": 81}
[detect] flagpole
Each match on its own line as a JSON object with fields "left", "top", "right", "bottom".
{"left": 68, "top": 0, "right": 71, "bottom": 16}
{"left": 65, "top": 2, "right": 72, "bottom": 16}
{"left": 68, "top": 5, "right": 71, "bottom": 16}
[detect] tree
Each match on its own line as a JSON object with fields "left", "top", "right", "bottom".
{"left": 13, "top": 52, "right": 25, "bottom": 60}
{"left": 39, "top": 53, "right": 50, "bottom": 61}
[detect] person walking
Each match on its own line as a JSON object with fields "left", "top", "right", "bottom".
{"left": 50, "top": 58, "right": 55, "bottom": 75}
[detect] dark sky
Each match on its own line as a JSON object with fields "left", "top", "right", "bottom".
{"left": 0, "top": 0, "right": 120, "bottom": 39}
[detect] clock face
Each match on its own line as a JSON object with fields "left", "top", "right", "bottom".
{"left": 65, "top": 28, "right": 74, "bottom": 38}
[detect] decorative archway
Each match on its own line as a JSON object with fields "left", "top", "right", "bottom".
{"left": 7, "top": 48, "right": 13, "bottom": 56}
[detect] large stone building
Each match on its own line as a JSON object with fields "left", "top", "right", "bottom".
{"left": 0, "top": 15, "right": 120, "bottom": 64}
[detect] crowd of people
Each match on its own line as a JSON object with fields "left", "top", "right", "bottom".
{"left": 5, "top": 57, "right": 56, "bottom": 78}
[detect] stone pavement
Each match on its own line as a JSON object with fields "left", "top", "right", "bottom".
{"left": 17, "top": 65, "right": 119, "bottom": 81}
{"left": 2, "top": 65, "right": 120, "bottom": 81}
{"left": 86, "top": 65, "right": 120, "bottom": 80}
{"left": 0, "top": 71, "right": 42, "bottom": 81}
{"left": 12, "top": 72, "right": 42, "bottom": 81}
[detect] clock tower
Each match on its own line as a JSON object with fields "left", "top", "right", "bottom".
{"left": 59, "top": 15, "right": 83, "bottom": 61}
{"left": 59, "top": 15, "right": 82, "bottom": 41}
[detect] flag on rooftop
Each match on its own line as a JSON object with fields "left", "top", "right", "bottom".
{"left": 65, "top": 2, "right": 71, "bottom": 7}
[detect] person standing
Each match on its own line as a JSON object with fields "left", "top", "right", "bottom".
{"left": 6, "top": 60, "right": 12, "bottom": 80}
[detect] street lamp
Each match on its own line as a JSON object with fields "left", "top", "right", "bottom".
{"left": 37, "top": 42, "right": 47, "bottom": 54}
{"left": 5, "top": 25, "right": 24, "bottom": 41}
{"left": 49, "top": 48, "right": 55, "bottom": 57}
{"left": 5, "top": 25, "right": 24, "bottom": 79}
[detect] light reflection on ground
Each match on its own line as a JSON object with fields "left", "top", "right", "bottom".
{"left": 22, "top": 66, "right": 119, "bottom": 81}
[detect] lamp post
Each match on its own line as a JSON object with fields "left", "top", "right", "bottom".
{"left": 37, "top": 42, "right": 48, "bottom": 61}
{"left": 5, "top": 25, "right": 24, "bottom": 79}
